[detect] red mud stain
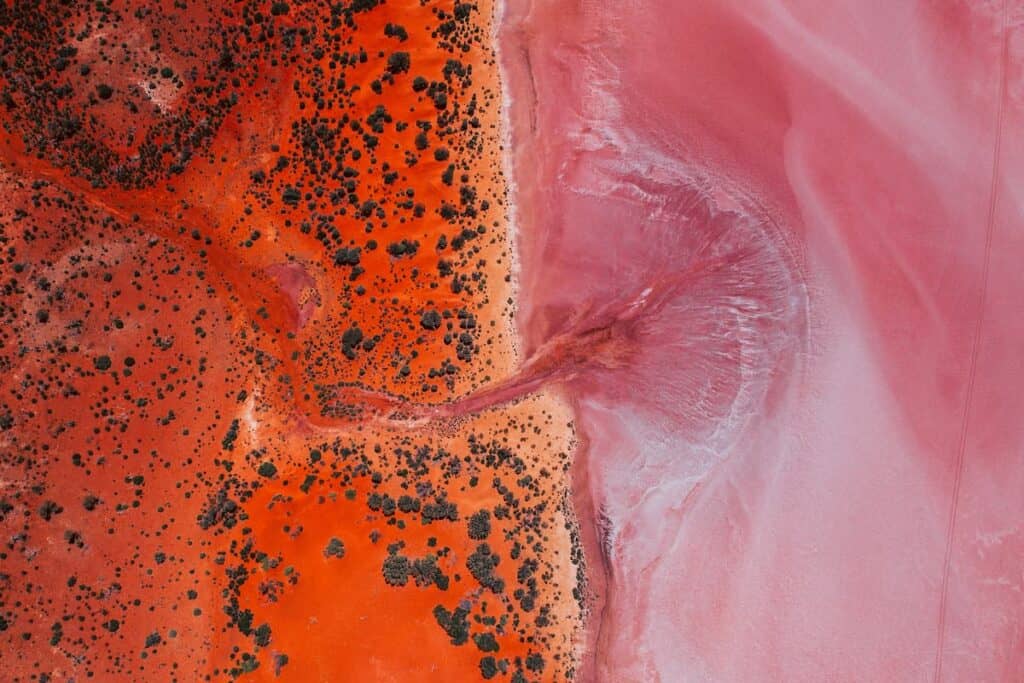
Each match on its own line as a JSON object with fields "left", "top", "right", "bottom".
{"left": 265, "top": 262, "right": 320, "bottom": 330}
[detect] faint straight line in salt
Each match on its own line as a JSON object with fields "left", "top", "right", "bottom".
{"left": 932, "top": 3, "right": 1008, "bottom": 681}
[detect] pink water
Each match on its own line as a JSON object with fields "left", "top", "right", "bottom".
{"left": 498, "top": 1, "right": 1024, "bottom": 680}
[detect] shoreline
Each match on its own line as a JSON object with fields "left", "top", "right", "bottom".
{"left": 491, "top": 1, "right": 608, "bottom": 678}
{"left": 491, "top": 0, "right": 525, "bottom": 368}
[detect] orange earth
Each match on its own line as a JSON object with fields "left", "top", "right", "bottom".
{"left": 0, "top": 0, "right": 583, "bottom": 680}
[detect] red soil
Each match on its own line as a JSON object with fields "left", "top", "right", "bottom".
{"left": 0, "top": 1, "right": 580, "bottom": 681}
